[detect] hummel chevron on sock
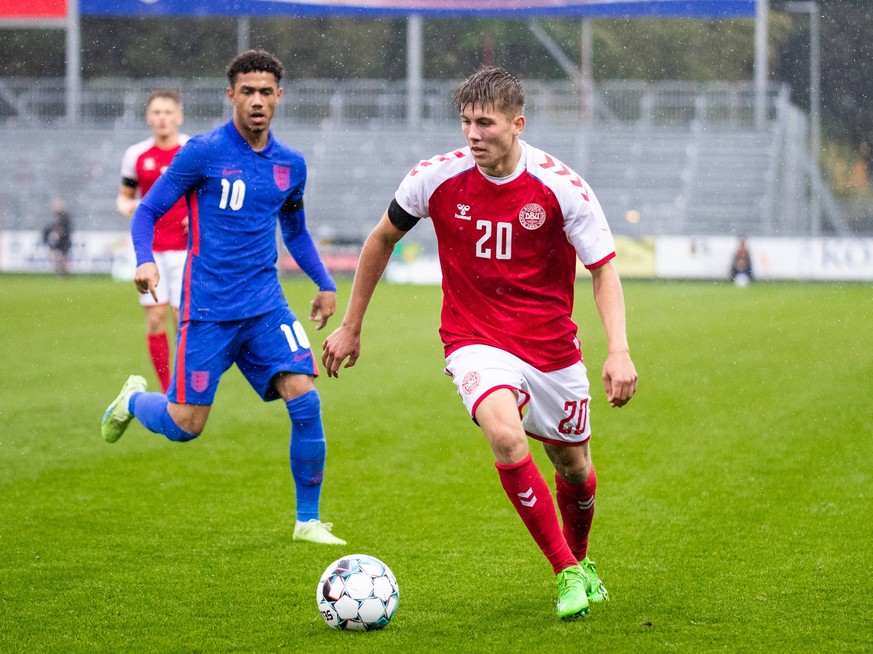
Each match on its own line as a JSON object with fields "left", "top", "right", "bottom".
{"left": 496, "top": 453, "right": 577, "bottom": 574}
{"left": 555, "top": 465, "right": 597, "bottom": 561}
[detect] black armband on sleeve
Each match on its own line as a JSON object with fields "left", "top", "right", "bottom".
{"left": 281, "top": 196, "right": 304, "bottom": 213}
{"left": 121, "top": 177, "right": 138, "bottom": 189}
{"left": 388, "top": 198, "right": 420, "bottom": 232}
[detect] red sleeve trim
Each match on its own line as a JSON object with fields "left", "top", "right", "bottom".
{"left": 584, "top": 251, "right": 616, "bottom": 270}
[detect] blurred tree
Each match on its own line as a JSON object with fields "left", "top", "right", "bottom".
{"left": 0, "top": 29, "right": 65, "bottom": 76}
{"left": 773, "top": 0, "right": 873, "bottom": 168}
{"left": 80, "top": 18, "right": 238, "bottom": 79}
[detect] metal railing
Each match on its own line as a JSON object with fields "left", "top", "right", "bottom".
{"left": 0, "top": 77, "right": 783, "bottom": 128}
{"left": 1, "top": 77, "right": 851, "bottom": 238}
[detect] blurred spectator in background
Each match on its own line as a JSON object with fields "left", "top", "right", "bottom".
{"left": 730, "top": 237, "right": 753, "bottom": 287}
{"left": 43, "top": 198, "right": 73, "bottom": 276}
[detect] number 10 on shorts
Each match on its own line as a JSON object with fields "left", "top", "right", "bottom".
{"left": 280, "top": 321, "right": 311, "bottom": 351}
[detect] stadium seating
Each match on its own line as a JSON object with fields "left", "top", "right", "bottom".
{"left": 0, "top": 78, "right": 830, "bottom": 239}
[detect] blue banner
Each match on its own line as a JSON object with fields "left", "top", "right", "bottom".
{"left": 79, "top": 0, "right": 756, "bottom": 19}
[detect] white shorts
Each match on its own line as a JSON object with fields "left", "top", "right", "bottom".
{"left": 444, "top": 344, "right": 592, "bottom": 446}
{"left": 138, "top": 249, "right": 187, "bottom": 309}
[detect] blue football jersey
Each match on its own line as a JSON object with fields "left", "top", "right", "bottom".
{"left": 135, "top": 121, "right": 307, "bottom": 322}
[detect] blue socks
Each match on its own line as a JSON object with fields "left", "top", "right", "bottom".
{"left": 287, "top": 390, "right": 326, "bottom": 523}
{"left": 129, "top": 391, "right": 199, "bottom": 443}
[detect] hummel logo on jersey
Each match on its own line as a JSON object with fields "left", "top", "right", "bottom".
{"left": 454, "top": 204, "right": 471, "bottom": 220}
{"left": 518, "top": 487, "right": 538, "bottom": 508}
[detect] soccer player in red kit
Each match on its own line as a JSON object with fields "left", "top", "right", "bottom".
{"left": 322, "top": 67, "right": 638, "bottom": 619}
{"left": 116, "top": 90, "right": 190, "bottom": 392}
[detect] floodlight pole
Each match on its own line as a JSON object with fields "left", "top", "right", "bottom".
{"left": 784, "top": 1, "right": 821, "bottom": 235}
{"left": 754, "top": 0, "right": 768, "bottom": 130}
{"left": 406, "top": 14, "right": 423, "bottom": 128}
{"left": 580, "top": 19, "right": 593, "bottom": 122}
{"left": 237, "top": 17, "right": 251, "bottom": 53}
{"left": 65, "top": 0, "right": 81, "bottom": 125}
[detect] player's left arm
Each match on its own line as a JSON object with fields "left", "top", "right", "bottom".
{"left": 590, "top": 261, "right": 638, "bottom": 408}
{"left": 279, "top": 201, "right": 337, "bottom": 330}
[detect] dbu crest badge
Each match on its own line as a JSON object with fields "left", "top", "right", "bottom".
{"left": 461, "top": 371, "right": 481, "bottom": 396}
{"left": 273, "top": 164, "right": 291, "bottom": 191}
{"left": 191, "top": 371, "right": 210, "bottom": 393}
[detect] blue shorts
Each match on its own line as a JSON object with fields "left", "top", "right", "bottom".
{"left": 168, "top": 304, "right": 318, "bottom": 405}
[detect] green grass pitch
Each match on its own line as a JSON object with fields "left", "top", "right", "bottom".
{"left": 1, "top": 274, "right": 871, "bottom": 652}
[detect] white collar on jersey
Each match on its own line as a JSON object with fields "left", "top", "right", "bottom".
{"left": 478, "top": 141, "right": 527, "bottom": 185}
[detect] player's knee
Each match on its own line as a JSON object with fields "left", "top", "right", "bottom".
{"left": 286, "top": 389, "right": 321, "bottom": 423}
{"left": 166, "top": 404, "right": 209, "bottom": 440}
{"left": 555, "top": 462, "right": 591, "bottom": 484}
{"left": 161, "top": 410, "right": 202, "bottom": 443}
{"left": 172, "top": 429, "right": 201, "bottom": 443}
{"left": 486, "top": 424, "right": 528, "bottom": 462}
{"left": 144, "top": 308, "right": 167, "bottom": 334}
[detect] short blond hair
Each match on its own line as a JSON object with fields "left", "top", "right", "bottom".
{"left": 147, "top": 89, "right": 182, "bottom": 109}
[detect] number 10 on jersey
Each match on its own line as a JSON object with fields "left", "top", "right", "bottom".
{"left": 219, "top": 178, "right": 246, "bottom": 210}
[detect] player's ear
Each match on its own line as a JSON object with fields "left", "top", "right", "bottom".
{"left": 226, "top": 86, "right": 234, "bottom": 101}
{"left": 513, "top": 114, "right": 525, "bottom": 136}
{"left": 276, "top": 87, "right": 283, "bottom": 102}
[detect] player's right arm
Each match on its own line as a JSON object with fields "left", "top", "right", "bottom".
{"left": 116, "top": 185, "right": 139, "bottom": 218}
{"left": 118, "top": 144, "right": 141, "bottom": 218}
{"left": 321, "top": 210, "right": 408, "bottom": 378}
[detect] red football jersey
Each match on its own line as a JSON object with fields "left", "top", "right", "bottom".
{"left": 120, "top": 136, "right": 190, "bottom": 251}
{"left": 395, "top": 141, "right": 615, "bottom": 372}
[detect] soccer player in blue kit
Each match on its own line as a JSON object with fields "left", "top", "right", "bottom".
{"left": 101, "top": 50, "right": 346, "bottom": 545}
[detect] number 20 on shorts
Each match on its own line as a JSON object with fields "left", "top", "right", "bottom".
{"left": 558, "top": 398, "right": 589, "bottom": 435}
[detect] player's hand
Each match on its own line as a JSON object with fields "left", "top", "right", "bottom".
{"left": 602, "top": 350, "right": 638, "bottom": 408}
{"left": 134, "top": 262, "right": 160, "bottom": 302}
{"left": 182, "top": 216, "right": 189, "bottom": 235}
{"left": 309, "top": 291, "right": 337, "bottom": 330}
{"left": 321, "top": 326, "right": 361, "bottom": 378}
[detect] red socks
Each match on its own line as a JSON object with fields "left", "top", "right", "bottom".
{"left": 147, "top": 332, "right": 171, "bottom": 393}
{"left": 555, "top": 465, "right": 597, "bottom": 561}
{"left": 496, "top": 453, "right": 577, "bottom": 574}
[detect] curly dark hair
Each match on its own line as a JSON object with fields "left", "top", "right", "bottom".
{"left": 226, "top": 50, "right": 284, "bottom": 87}
{"left": 452, "top": 66, "right": 525, "bottom": 117}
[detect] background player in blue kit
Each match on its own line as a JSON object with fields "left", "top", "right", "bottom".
{"left": 101, "top": 50, "right": 346, "bottom": 545}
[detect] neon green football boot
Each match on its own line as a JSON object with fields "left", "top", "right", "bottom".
{"left": 101, "top": 375, "right": 147, "bottom": 443}
{"left": 292, "top": 520, "right": 347, "bottom": 545}
{"left": 579, "top": 557, "right": 609, "bottom": 603}
{"left": 555, "top": 565, "right": 590, "bottom": 619}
